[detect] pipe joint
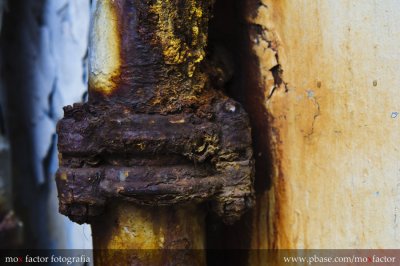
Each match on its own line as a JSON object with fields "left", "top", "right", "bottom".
{"left": 56, "top": 96, "right": 254, "bottom": 224}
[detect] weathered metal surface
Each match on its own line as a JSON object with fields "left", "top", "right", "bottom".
{"left": 56, "top": 0, "right": 254, "bottom": 230}
{"left": 89, "top": 0, "right": 215, "bottom": 113}
{"left": 57, "top": 1, "right": 253, "bottom": 264}
{"left": 92, "top": 203, "right": 206, "bottom": 265}
{"left": 57, "top": 96, "right": 253, "bottom": 224}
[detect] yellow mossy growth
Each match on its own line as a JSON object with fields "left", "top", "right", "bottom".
{"left": 150, "top": 0, "right": 208, "bottom": 76}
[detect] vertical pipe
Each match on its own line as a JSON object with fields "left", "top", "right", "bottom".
{"left": 92, "top": 203, "right": 206, "bottom": 265}
{"left": 88, "top": 0, "right": 212, "bottom": 112}
{"left": 87, "top": 0, "right": 212, "bottom": 264}
{"left": 58, "top": 1, "right": 255, "bottom": 264}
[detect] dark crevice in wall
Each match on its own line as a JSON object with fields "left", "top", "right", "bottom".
{"left": 206, "top": 0, "right": 273, "bottom": 264}
{"left": 210, "top": 0, "right": 273, "bottom": 193}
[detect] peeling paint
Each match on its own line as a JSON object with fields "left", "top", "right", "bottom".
{"left": 1, "top": 0, "right": 91, "bottom": 249}
{"left": 246, "top": 0, "right": 400, "bottom": 258}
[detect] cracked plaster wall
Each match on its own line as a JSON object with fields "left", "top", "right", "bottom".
{"left": 246, "top": 0, "right": 400, "bottom": 257}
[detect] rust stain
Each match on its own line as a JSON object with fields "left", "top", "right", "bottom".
{"left": 241, "top": 0, "right": 290, "bottom": 253}
{"left": 88, "top": 0, "right": 216, "bottom": 115}
{"left": 241, "top": 0, "right": 328, "bottom": 257}
{"left": 92, "top": 202, "right": 206, "bottom": 265}
{"left": 57, "top": 2, "right": 256, "bottom": 264}
{"left": 56, "top": 101, "right": 254, "bottom": 224}
{"left": 245, "top": 1, "right": 400, "bottom": 263}
{"left": 54, "top": 2, "right": 263, "bottom": 266}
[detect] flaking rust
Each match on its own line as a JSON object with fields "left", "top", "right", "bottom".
{"left": 56, "top": 0, "right": 254, "bottom": 225}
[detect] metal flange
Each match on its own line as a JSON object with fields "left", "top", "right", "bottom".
{"left": 57, "top": 96, "right": 254, "bottom": 224}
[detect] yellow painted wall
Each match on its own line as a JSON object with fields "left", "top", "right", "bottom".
{"left": 248, "top": 0, "right": 400, "bottom": 252}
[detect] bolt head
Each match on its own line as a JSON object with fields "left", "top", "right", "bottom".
{"left": 224, "top": 102, "right": 237, "bottom": 113}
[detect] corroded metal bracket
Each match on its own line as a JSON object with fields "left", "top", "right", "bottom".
{"left": 57, "top": 97, "right": 253, "bottom": 224}
{"left": 56, "top": 0, "right": 254, "bottom": 225}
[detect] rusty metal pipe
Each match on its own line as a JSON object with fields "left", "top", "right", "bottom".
{"left": 86, "top": 1, "right": 210, "bottom": 263}
{"left": 56, "top": 0, "right": 254, "bottom": 265}
{"left": 92, "top": 202, "right": 206, "bottom": 265}
{"left": 88, "top": 0, "right": 212, "bottom": 112}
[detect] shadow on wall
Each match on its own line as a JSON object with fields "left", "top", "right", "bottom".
{"left": 206, "top": 0, "right": 273, "bottom": 263}
{"left": 0, "top": 0, "right": 92, "bottom": 249}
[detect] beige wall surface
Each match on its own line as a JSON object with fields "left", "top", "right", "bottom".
{"left": 247, "top": 0, "right": 400, "bottom": 251}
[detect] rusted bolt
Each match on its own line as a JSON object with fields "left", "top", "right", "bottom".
{"left": 56, "top": 0, "right": 254, "bottom": 260}
{"left": 224, "top": 101, "right": 238, "bottom": 113}
{"left": 57, "top": 97, "right": 254, "bottom": 223}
